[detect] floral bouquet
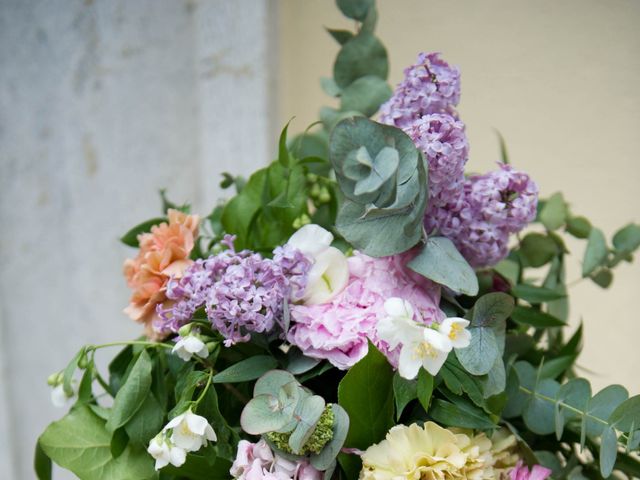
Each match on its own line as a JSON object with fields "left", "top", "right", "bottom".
{"left": 36, "top": 1, "right": 640, "bottom": 479}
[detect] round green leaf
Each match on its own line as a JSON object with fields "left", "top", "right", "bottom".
{"left": 333, "top": 33, "right": 388, "bottom": 88}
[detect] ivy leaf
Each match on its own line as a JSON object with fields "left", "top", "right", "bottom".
{"left": 39, "top": 407, "right": 155, "bottom": 480}
{"left": 408, "top": 237, "right": 479, "bottom": 296}
{"left": 582, "top": 227, "right": 608, "bottom": 277}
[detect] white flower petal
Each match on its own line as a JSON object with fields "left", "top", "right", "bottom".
{"left": 438, "top": 317, "right": 471, "bottom": 349}
{"left": 164, "top": 412, "right": 185, "bottom": 431}
{"left": 398, "top": 344, "right": 422, "bottom": 380}
{"left": 50, "top": 385, "right": 68, "bottom": 408}
{"left": 183, "top": 336, "right": 206, "bottom": 354}
{"left": 303, "top": 247, "right": 349, "bottom": 305}
{"left": 169, "top": 446, "right": 187, "bottom": 467}
{"left": 421, "top": 349, "right": 449, "bottom": 376}
{"left": 423, "top": 328, "right": 453, "bottom": 353}
{"left": 383, "top": 298, "right": 413, "bottom": 319}
{"left": 287, "top": 224, "right": 333, "bottom": 256}
{"left": 185, "top": 411, "right": 208, "bottom": 436}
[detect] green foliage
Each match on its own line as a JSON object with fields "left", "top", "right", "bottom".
{"left": 392, "top": 373, "right": 417, "bottom": 421}
{"left": 329, "top": 117, "right": 428, "bottom": 256}
{"left": 120, "top": 218, "right": 167, "bottom": 247}
{"left": 212, "top": 355, "right": 278, "bottom": 384}
{"left": 338, "top": 343, "right": 394, "bottom": 478}
{"left": 539, "top": 192, "right": 568, "bottom": 231}
{"left": 39, "top": 407, "right": 156, "bottom": 480}
{"left": 408, "top": 236, "right": 479, "bottom": 296}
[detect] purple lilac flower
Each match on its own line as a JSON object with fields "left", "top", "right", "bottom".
{"left": 406, "top": 113, "right": 468, "bottom": 203}
{"left": 425, "top": 164, "right": 538, "bottom": 268}
{"left": 155, "top": 235, "right": 311, "bottom": 345}
{"left": 379, "top": 52, "right": 461, "bottom": 128}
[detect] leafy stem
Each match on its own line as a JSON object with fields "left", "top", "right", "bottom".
{"left": 193, "top": 368, "right": 214, "bottom": 407}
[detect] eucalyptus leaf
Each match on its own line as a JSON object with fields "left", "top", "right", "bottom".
{"left": 340, "top": 75, "right": 391, "bottom": 117}
{"left": 539, "top": 192, "right": 567, "bottom": 231}
{"left": 600, "top": 426, "right": 618, "bottom": 478}
{"left": 336, "top": 0, "right": 374, "bottom": 20}
{"left": 409, "top": 237, "right": 479, "bottom": 295}
{"left": 519, "top": 233, "right": 558, "bottom": 267}
{"left": 612, "top": 223, "right": 640, "bottom": 254}
{"left": 582, "top": 227, "right": 608, "bottom": 277}
{"left": 455, "top": 327, "right": 499, "bottom": 376}
{"left": 333, "top": 33, "right": 388, "bottom": 88}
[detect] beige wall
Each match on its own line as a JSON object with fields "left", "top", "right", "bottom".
{"left": 279, "top": 0, "right": 640, "bottom": 393}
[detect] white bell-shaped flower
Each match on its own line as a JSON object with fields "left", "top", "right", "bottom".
{"left": 147, "top": 433, "right": 186, "bottom": 470}
{"left": 164, "top": 409, "right": 217, "bottom": 452}
{"left": 172, "top": 334, "right": 209, "bottom": 362}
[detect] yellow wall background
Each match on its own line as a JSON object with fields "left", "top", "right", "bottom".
{"left": 279, "top": 0, "right": 640, "bottom": 393}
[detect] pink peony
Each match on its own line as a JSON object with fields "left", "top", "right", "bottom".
{"left": 230, "top": 439, "right": 321, "bottom": 480}
{"left": 287, "top": 251, "right": 444, "bottom": 369}
{"left": 509, "top": 461, "right": 552, "bottom": 480}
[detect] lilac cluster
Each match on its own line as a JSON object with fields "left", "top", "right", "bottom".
{"left": 381, "top": 52, "right": 539, "bottom": 268}
{"left": 406, "top": 113, "right": 468, "bottom": 203}
{"left": 155, "top": 236, "right": 311, "bottom": 345}
{"left": 425, "top": 164, "right": 539, "bottom": 268}
{"left": 379, "top": 52, "right": 461, "bottom": 127}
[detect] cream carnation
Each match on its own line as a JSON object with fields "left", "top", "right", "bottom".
{"left": 360, "top": 422, "right": 517, "bottom": 480}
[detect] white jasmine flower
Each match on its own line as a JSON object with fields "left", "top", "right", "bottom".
{"left": 50, "top": 382, "right": 77, "bottom": 408}
{"left": 376, "top": 297, "right": 422, "bottom": 351}
{"left": 398, "top": 327, "right": 452, "bottom": 379}
{"left": 438, "top": 317, "right": 472, "bottom": 349}
{"left": 287, "top": 224, "right": 349, "bottom": 305}
{"left": 164, "top": 409, "right": 217, "bottom": 452}
{"left": 172, "top": 334, "right": 209, "bottom": 362}
{"left": 147, "top": 433, "right": 186, "bottom": 470}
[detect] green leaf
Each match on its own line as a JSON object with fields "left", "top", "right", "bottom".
{"left": 338, "top": 343, "right": 394, "bottom": 450}
{"left": 511, "top": 305, "right": 566, "bottom": 328}
{"left": 455, "top": 326, "right": 499, "bottom": 375}
{"left": 34, "top": 441, "right": 52, "bottom": 480}
{"left": 591, "top": 268, "right": 613, "bottom": 288}
{"left": 340, "top": 75, "right": 391, "bottom": 117}
{"left": 566, "top": 216, "right": 592, "bottom": 239}
{"left": 539, "top": 192, "right": 567, "bottom": 231}
{"left": 333, "top": 33, "right": 388, "bottom": 88}
{"left": 278, "top": 120, "right": 293, "bottom": 168}
{"left": 613, "top": 223, "right": 640, "bottom": 254}
{"left": 336, "top": 0, "right": 374, "bottom": 20}
{"left": 609, "top": 395, "right": 640, "bottom": 432}
{"left": 62, "top": 348, "right": 84, "bottom": 397}
{"left": 481, "top": 356, "right": 507, "bottom": 399}
{"left": 392, "top": 373, "right": 417, "bottom": 421}
{"left": 106, "top": 350, "right": 153, "bottom": 432}
{"left": 416, "top": 369, "right": 434, "bottom": 412}
{"left": 512, "top": 284, "right": 566, "bottom": 303}
{"left": 408, "top": 237, "right": 479, "bottom": 296}
{"left": 39, "top": 407, "right": 155, "bottom": 480}
{"left": 539, "top": 355, "right": 577, "bottom": 380}
{"left": 320, "top": 77, "right": 342, "bottom": 97}
{"left": 163, "top": 454, "right": 231, "bottom": 480}
{"left": 600, "top": 426, "right": 618, "bottom": 478}
{"left": 212, "top": 355, "right": 278, "bottom": 384}
{"left": 494, "top": 258, "right": 520, "bottom": 285}
{"left": 108, "top": 345, "right": 134, "bottom": 395}
{"left": 120, "top": 218, "right": 167, "bottom": 247}
{"left": 582, "top": 227, "right": 608, "bottom": 277}
{"left": 522, "top": 378, "right": 560, "bottom": 435}
{"left": 110, "top": 427, "right": 128, "bottom": 458}
{"left": 472, "top": 292, "right": 514, "bottom": 326}
{"left": 312, "top": 404, "right": 349, "bottom": 471}
{"left": 495, "top": 130, "right": 510, "bottom": 164}
{"left": 439, "top": 357, "right": 485, "bottom": 407}
{"left": 429, "top": 397, "right": 496, "bottom": 430}
{"left": 519, "top": 233, "right": 558, "bottom": 267}
{"left": 124, "top": 393, "right": 164, "bottom": 447}
{"left": 325, "top": 28, "right": 354, "bottom": 46}
{"left": 585, "top": 385, "right": 628, "bottom": 437}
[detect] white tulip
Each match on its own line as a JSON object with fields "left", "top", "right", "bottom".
{"left": 438, "top": 317, "right": 472, "bottom": 349}
{"left": 172, "top": 334, "right": 209, "bottom": 362}
{"left": 287, "top": 224, "right": 334, "bottom": 256}
{"left": 147, "top": 433, "right": 186, "bottom": 470}
{"left": 287, "top": 224, "right": 349, "bottom": 304}
{"left": 164, "top": 409, "right": 217, "bottom": 452}
{"left": 303, "top": 246, "right": 349, "bottom": 304}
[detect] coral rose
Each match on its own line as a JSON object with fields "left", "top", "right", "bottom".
{"left": 123, "top": 209, "right": 199, "bottom": 338}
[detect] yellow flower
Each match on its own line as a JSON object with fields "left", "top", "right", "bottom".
{"left": 360, "top": 422, "right": 518, "bottom": 480}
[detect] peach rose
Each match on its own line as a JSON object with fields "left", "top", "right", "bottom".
{"left": 123, "top": 209, "right": 199, "bottom": 338}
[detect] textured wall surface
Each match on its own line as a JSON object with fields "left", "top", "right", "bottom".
{"left": 279, "top": 0, "right": 640, "bottom": 393}
{"left": 0, "top": 0, "right": 277, "bottom": 477}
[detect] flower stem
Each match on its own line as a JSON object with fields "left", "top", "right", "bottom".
{"left": 193, "top": 369, "right": 214, "bottom": 407}
{"left": 87, "top": 340, "right": 173, "bottom": 351}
